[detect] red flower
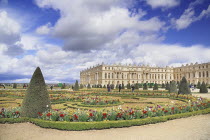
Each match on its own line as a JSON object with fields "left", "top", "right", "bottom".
{"left": 152, "top": 110, "right": 156, "bottom": 112}
{"left": 162, "top": 108, "right": 165, "bottom": 111}
{"left": 89, "top": 113, "right": 94, "bottom": 117}
{"left": 164, "top": 110, "right": 168, "bottom": 113}
{"left": 0, "top": 111, "right": 2, "bottom": 115}
{"left": 73, "top": 114, "right": 78, "bottom": 120}
{"left": 129, "top": 111, "right": 134, "bottom": 115}
{"left": 15, "top": 111, "right": 19, "bottom": 114}
{"left": 60, "top": 114, "right": 65, "bottom": 117}
{"left": 102, "top": 113, "right": 107, "bottom": 118}
{"left": 117, "top": 113, "right": 123, "bottom": 118}
{"left": 142, "top": 110, "right": 147, "bottom": 114}
{"left": 171, "top": 107, "right": 174, "bottom": 110}
{"left": 46, "top": 113, "right": 52, "bottom": 117}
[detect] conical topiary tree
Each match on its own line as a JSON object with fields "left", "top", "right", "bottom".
{"left": 200, "top": 82, "right": 208, "bottom": 93}
{"left": 80, "top": 84, "right": 84, "bottom": 89}
{"left": 21, "top": 67, "right": 51, "bottom": 118}
{"left": 135, "top": 83, "right": 139, "bottom": 90}
{"left": 87, "top": 83, "right": 91, "bottom": 89}
{"left": 127, "top": 83, "right": 131, "bottom": 89}
{"left": 122, "top": 83, "right": 125, "bottom": 89}
{"left": 169, "top": 81, "right": 177, "bottom": 93}
{"left": 143, "top": 83, "right": 148, "bottom": 90}
{"left": 13, "top": 83, "right": 17, "bottom": 89}
{"left": 197, "top": 81, "right": 201, "bottom": 89}
{"left": 165, "top": 82, "right": 170, "bottom": 90}
{"left": 161, "top": 83, "right": 165, "bottom": 88}
{"left": 74, "top": 80, "right": 79, "bottom": 91}
{"left": 178, "top": 77, "right": 191, "bottom": 94}
{"left": 153, "top": 83, "right": 158, "bottom": 90}
{"left": 103, "top": 85, "right": 106, "bottom": 88}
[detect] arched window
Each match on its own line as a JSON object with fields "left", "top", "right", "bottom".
{"left": 112, "top": 73, "right": 114, "bottom": 79}
{"left": 105, "top": 73, "right": 107, "bottom": 79}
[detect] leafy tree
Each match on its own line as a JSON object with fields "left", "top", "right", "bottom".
{"left": 74, "top": 80, "right": 79, "bottom": 91}
{"left": 153, "top": 83, "right": 158, "bottom": 90}
{"left": 161, "top": 83, "right": 165, "bottom": 88}
{"left": 122, "top": 83, "right": 125, "bottom": 89}
{"left": 21, "top": 67, "right": 51, "bottom": 118}
{"left": 13, "top": 83, "right": 17, "bottom": 89}
{"left": 139, "top": 83, "right": 142, "bottom": 88}
{"left": 80, "top": 84, "right": 84, "bottom": 89}
{"left": 61, "top": 83, "right": 66, "bottom": 89}
{"left": 127, "top": 83, "right": 131, "bottom": 89}
{"left": 143, "top": 83, "right": 148, "bottom": 90}
{"left": 135, "top": 83, "right": 139, "bottom": 90}
{"left": 169, "top": 81, "right": 178, "bottom": 93}
{"left": 200, "top": 82, "right": 208, "bottom": 93}
{"left": 165, "top": 82, "right": 170, "bottom": 90}
{"left": 87, "top": 83, "right": 91, "bottom": 89}
{"left": 197, "top": 81, "right": 201, "bottom": 89}
{"left": 178, "top": 77, "right": 191, "bottom": 94}
{"left": 111, "top": 84, "right": 114, "bottom": 89}
{"left": 149, "top": 83, "right": 153, "bottom": 88}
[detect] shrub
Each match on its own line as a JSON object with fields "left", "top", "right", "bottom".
{"left": 200, "top": 82, "right": 208, "bottom": 93}
{"left": 21, "top": 67, "right": 51, "bottom": 118}
{"left": 122, "top": 83, "right": 125, "bottom": 89}
{"left": 87, "top": 84, "right": 91, "bottom": 89}
{"left": 74, "top": 80, "right": 79, "bottom": 91}
{"left": 13, "top": 83, "right": 17, "bottom": 89}
{"left": 165, "top": 82, "right": 170, "bottom": 90}
{"left": 197, "top": 81, "right": 201, "bottom": 89}
{"left": 178, "top": 77, "right": 191, "bottom": 94}
{"left": 153, "top": 83, "right": 158, "bottom": 90}
{"left": 127, "top": 83, "right": 131, "bottom": 89}
{"left": 135, "top": 83, "right": 139, "bottom": 90}
{"left": 161, "top": 83, "right": 165, "bottom": 88}
{"left": 169, "top": 81, "right": 178, "bottom": 93}
{"left": 61, "top": 83, "right": 66, "bottom": 89}
{"left": 143, "top": 83, "right": 147, "bottom": 90}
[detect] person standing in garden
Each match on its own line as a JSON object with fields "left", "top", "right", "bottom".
{"left": 50, "top": 85, "right": 53, "bottom": 90}
{"left": 119, "top": 84, "right": 122, "bottom": 92}
{"left": 107, "top": 84, "right": 111, "bottom": 92}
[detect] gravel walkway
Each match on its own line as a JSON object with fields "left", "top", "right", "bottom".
{"left": 0, "top": 114, "right": 210, "bottom": 140}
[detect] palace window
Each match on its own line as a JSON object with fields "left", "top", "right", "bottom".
{"left": 112, "top": 73, "right": 114, "bottom": 79}
{"left": 203, "top": 71, "right": 205, "bottom": 77}
{"left": 207, "top": 71, "right": 209, "bottom": 77}
{"left": 105, "top": 73, "right": 107, "bottom": 79}
{"left": 199, "top": 72, "right": 201, "bottom": 77}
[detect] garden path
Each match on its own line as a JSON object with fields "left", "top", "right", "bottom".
{"left": 0, "top": 114, "right": 210, "bottom": 140}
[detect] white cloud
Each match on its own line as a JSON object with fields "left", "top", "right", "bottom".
{"left": 36, "top": 22, "right": 52, "bottom": 35}
{"left": 146, "top": 0, "right": 180, "bottom": 9}
{"left": 35, "top": 0, "right": 166, "bottom": 52}
{"left": 0, "top": 11, "right": 21, "bottom": 45}
{"left": 172, "top": 1, "right": 210, "bottom": 30}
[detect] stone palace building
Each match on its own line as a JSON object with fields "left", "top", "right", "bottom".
{"left": 80, "top": 62, "right": 210, "bottom": 86}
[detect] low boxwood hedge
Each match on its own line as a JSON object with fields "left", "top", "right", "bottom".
{"left": 1, "top": 108, "right": 210, "bottom": 131}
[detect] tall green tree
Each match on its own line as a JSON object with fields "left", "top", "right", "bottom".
{"left": 169, "top": 81, "right": 178, "bottom": 93}
{"left": 149, "top": 83, "right": 153, "bottom": 88}
{"left": 161, "top": 83, "right": 165, "bottom": 88}
{"left": 80, "top": 84, "right": 84, "bottom": 89}
{"left": 153, "top": 83, "right": 158, "bottom": 90}
{"left": 74, "top": 80, "right": 79, "bottom": 91}
{"left": 122, "top": 83, "right": 125, "bottom": 89}
{"left": 135, "top": 83, "right": 139, "bottom": 90}
{"left": 178, "top": 77, "right": 191, "bottom": 94}
{"left": 143, "top": 83, "right": 148, "bottom": 90}
{"left": 197, "top": 81, "right": 201, "bottom": 89}
{"left": 13, "top": 83, "right": 17, "bottom": 89}
{"left": 127, "top": 83, "right": 131, "bottom": 89}
{"left": 21, "top": 67, "right": 51, "bottom": 118}
{"left": 87, "top": 83, "right": 91, "bottom": 89}
{"left": 200, "top": 82, "right": 208, "bottom": 93}
{"left": 165, "top": 82, "right": 170, "bottom": 90}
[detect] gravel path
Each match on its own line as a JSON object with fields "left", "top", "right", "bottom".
{"left": 0, "top": 114, "right": 210, "bottom": 140}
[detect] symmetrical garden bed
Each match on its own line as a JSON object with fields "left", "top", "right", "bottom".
{"left": 0, "top": 89, "right": 210, "bottom": 130}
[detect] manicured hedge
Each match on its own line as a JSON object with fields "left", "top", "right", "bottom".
{"left": 1, "top": 108, "right": 210, "bottom": 131}
{"left": 76, "top": 102, "right": 123, "bottom": 108}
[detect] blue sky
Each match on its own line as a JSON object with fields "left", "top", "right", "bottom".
{"left": 0, "top": 0, "right": 210, "bottom": 83}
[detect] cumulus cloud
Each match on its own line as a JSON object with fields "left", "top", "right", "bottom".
{"left": 0, "top": 11, "right": 21, "bottom": 45}
{"left": 35, "top": 0, "right": 166, "bottom": 52}
{"left": 146, "top": 0, "right": 180, "bottom": 9}
{"left": 172, "top": 0, "right": 210, "bottom": 30}
{"left": 36, "top": 22, "right": 52, "bottom": 35}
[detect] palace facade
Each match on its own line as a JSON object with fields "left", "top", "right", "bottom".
{"left": 80, "top": 62, "right": 210, "bottom": 86}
